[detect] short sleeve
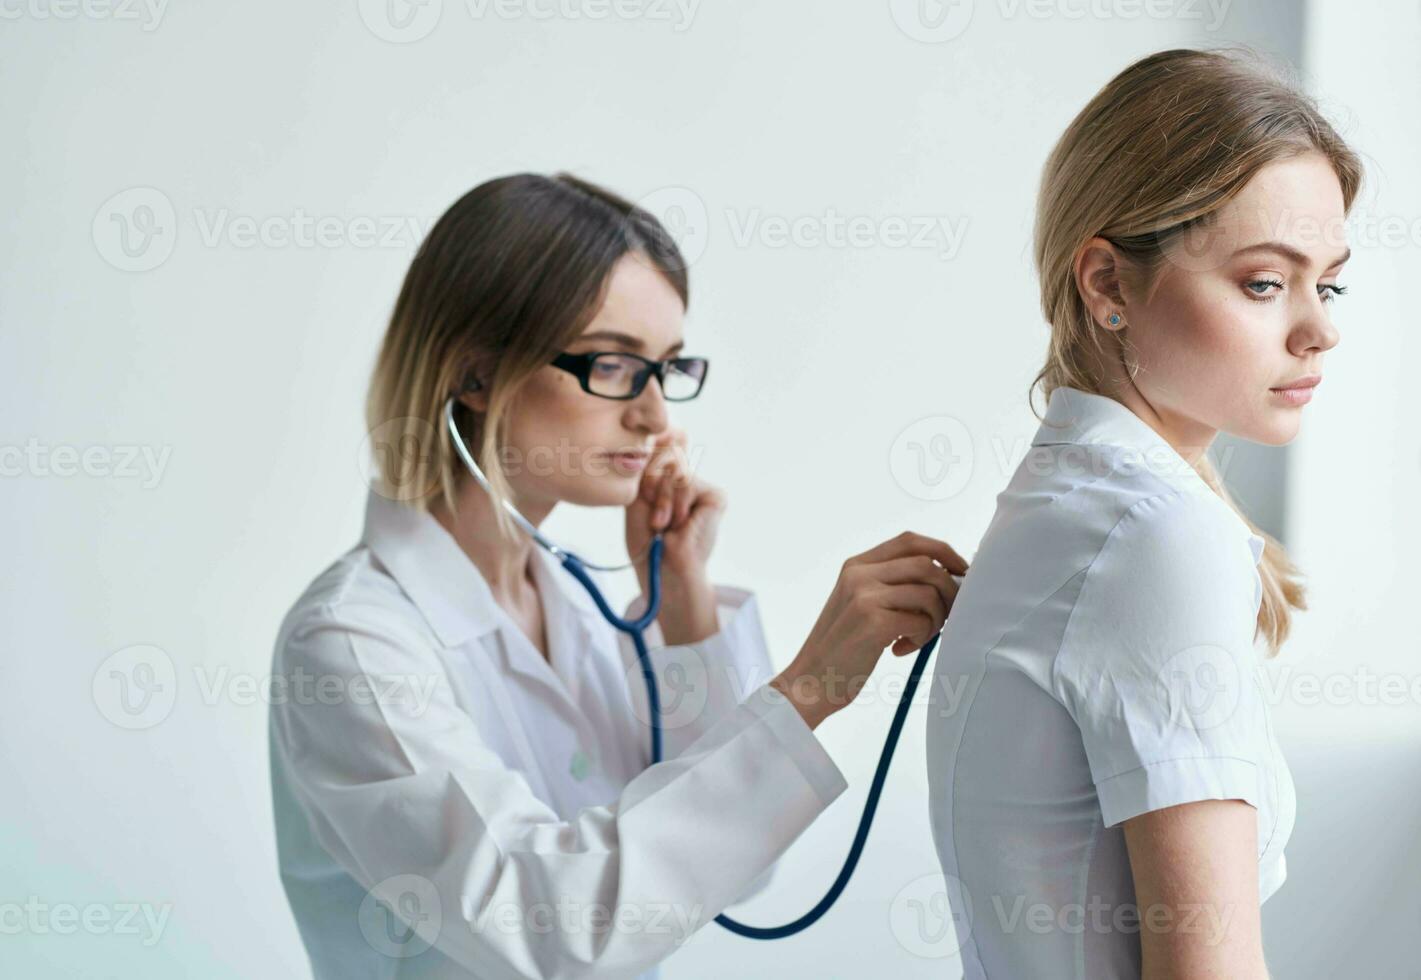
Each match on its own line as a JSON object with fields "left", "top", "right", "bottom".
{"left": 1052, "top": 490, "right": 1271, "bottom": 829}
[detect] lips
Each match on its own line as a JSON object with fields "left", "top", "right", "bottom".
{"left": 603, "top": 450, "right": 652, "bottom": 473}
{"left": 1270, "top": 375, "right": 1322, "bottom": 391}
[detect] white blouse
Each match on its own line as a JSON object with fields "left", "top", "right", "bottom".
{"left": 926, "top": 386, "right": 1295, "bottom": 979}
{"left": 269, "top": 488, "right": 847, "bottom": 980}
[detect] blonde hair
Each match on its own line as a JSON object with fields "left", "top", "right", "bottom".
{"left": 364, "top": 172, "right": 689, "bottom": 542}
{"left": 1032, "top": 46, "right": 1364, "bottom": 655}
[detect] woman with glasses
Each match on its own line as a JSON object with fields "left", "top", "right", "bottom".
{"left": 268, "top": 172, "right": 967, "bottom": 979}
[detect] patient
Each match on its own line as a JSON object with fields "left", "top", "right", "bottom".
{"left": 926, "top": 48, "right": 1361, "bottom": 979}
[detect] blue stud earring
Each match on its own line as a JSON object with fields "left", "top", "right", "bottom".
{"left": 1107, "top": 313, "right": 1122, "bottom": 326}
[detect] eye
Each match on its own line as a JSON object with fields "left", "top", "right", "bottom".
{"left": 1244, "top": 277, "right": 1285, "bottom": 302}
{"left": 591, "top": 356, "right": 634, "bottom": 377}
{"left": 1319, "top": 283, "right": 1348, "bottom": 304}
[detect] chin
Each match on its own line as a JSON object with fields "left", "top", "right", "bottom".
{"left": 1238, "top": 413, "right": 1304, "bottom": 447}
{"left": 566, "top": 477, "right": 641, "bottom": 508}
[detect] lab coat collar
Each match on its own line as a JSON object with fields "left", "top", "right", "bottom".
{"left": 359, "top": 488, "right": 606, "bottom": 651}
{"left": 1030, "top": 386, "right": 1267, "bottom": 564}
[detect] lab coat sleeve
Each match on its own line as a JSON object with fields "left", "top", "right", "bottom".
{"left": 270, "top": 600, "right": 846, "bottom": 980}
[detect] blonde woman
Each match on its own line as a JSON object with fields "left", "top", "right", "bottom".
{"left": 926, "top": 48, "right": 1360, "bottom": 978}
{"left": 269, "top": 172, "right": 967, "bottom": 979}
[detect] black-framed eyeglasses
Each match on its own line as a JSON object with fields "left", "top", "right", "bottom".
{"left": 550, "top": 351, "right": 709, "bottom": 401}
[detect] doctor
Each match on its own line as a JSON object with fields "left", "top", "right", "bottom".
{"left": 268, "top": 171, "right": 967, "bottom": 980}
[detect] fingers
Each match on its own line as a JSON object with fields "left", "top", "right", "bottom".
{"left": 654, "top": 471, "right": 675, "bottom": 529}
{"left": 881, "top": 607, "right": 937, "bottom": 654}
{"left": 850, "top": 530, "right": 969, "bottom": 575}
{"left": 643, "top": 441, "right": 700, "bottom": 532}
{"left": 867, "top": 554, "right": 960, "bottom": 609}
{"left": 872, "top": 582, "right": 949, "bottom": 634}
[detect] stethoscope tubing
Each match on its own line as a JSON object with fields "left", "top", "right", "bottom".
{"left": 443, "top": 394, "right": 942, "bottom": 939}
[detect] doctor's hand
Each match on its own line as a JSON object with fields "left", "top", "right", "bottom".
{"left": 770, "top": 531, "right": 968, "bottom": 731}
{"left": 624, "top": 425, "right": 724, "bottom": 645}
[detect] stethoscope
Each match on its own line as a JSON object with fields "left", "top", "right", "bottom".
{"left": 444, "top": 395, "right": 943, "bottom": 940}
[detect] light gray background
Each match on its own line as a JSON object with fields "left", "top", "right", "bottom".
{"left": 3, "top": 0, "right": 1417, "bottom": 976}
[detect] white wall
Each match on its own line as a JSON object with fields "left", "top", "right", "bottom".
{"left": 1, "top": 1, "right": 1413, "bottom": 976}
{"left": 1254, "top": 2, "right": 1421, "bottom": 977}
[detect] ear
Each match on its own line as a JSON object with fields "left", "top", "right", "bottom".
{"left": 456, "top": 384, "right": 489, "bottom": 414}
{"left": 1075, "top": 236, "right": 1130, "bottom": 332}
{"left": 455, "top": 358, "right": 494, "bottom": 413}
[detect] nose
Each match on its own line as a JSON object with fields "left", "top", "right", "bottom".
{"left": 1290, "top": 296, "right": 1340, "bottom": 357}
{"left": 624, "top": 372, "right": 670, "bottom": 434}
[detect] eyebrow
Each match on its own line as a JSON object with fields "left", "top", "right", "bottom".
{"left": 1230, "top": 240, "right": 1351, "bottom": 270}
{"left": 576, "top": 330, "right": 685, "bottom": 357}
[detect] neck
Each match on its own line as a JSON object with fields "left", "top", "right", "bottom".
{"left": 1096, "top": 341, "right": 1217, "bottom": 467}
{"left": 429, "top": 477, "right": 554, "bottom": 602}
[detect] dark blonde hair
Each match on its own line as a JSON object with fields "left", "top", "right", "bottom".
{"left": 365, "top": 172, "right": 689, "bottom": 541}
{"left": 1032, "top": 46, "right": 1365, "bottom": 654}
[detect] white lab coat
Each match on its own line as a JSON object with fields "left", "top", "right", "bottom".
{"left": 269, "top": 488, "right": 847, "bottom": 980}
